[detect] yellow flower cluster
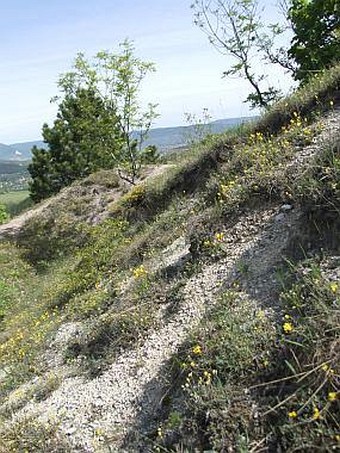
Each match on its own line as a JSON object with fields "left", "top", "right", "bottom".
{"left": 214, "top": 232, "right": 224, "bottom": 242}
{"left": 192, "top": 344, "right": 202, "bottom": 355}
{"left": 329, "top": 282, "right": 338, "bottom": 293}
{"left": 288, "top": 410, "right": 298, "bottom": 419}
{"left": 248, "top": 131, "right": 264, "bottom": 144}
{"left": 290, "top": 111, "right": 302, "bottom": 128}
{"left": 218, "top": 180, "right": 238, "bottom": 201}
{"left": 328, "top": 392, "right": 337, "bottom": 402}
{"left": 312, "top": 406, "right": 321, "bottom": 420}
{"left": 283, "top": 322, "right": 294, "bottom": 334}
{"left": 132, "top": 264, "right": 148, "bottom": 279}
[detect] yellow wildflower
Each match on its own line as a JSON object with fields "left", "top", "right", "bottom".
{"left": 283, "top": 322, "right": 294, "bottom": 334}
{"left": 329, "top": 282, "right": 338, "bottom": 293}
{"left": 215, "top": 232, "right": 224, "bottom": 242}
{"left": 328, "top": 392, "right": 337, "bottom": 402}
{"left": 312, "top": 407, "right": 321, "bottom": 420}
{"left": 288, "top": 411, "right": 297, "bottom": 419}
{"left": 322, "top": 363, "right": 335, "bottom": 374}
{"left": 192, "top": 345, "right": 202, "bottom": 355}
{"left": 132, "top": 265, "right": 147, "bottom": 279}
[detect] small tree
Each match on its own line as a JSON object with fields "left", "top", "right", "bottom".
{"left": 191, "top": 0, "right": 284, "bottom": 108}
{"left": 57, "top": 40, "right": 159, "bottom": 183}
{"left": 192, "top": 0, "right": 339, "bottom": 105}
{"left": 183, "top": 107, "right": 213, "bottom": 146}
{"left": 29, "top": 88, "right": 121, "bottom": 201}
{"left": 29, "top": 41, "right": 159, "bottom": 201}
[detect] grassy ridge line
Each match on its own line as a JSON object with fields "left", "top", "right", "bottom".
{"left": 10, "top": 64, "right": 340, "bottom": 260}
{"left": 112, "top": 64, "right": 340, "bottom": 223}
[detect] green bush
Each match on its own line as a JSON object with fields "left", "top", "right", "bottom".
{"left": 0, "top": 204, "right": 9, "bottom": 225}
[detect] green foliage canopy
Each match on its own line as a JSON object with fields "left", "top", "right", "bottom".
{"left": 288, "top": 0, "right": 340, "bottom": 81}
{"left": 29, "top": 88, "right": 121, "bottom": 202}
{"left": 29, "top": 40, "right": 158, "bottom": 202}
{"left": 57, "top": 40, "right": 159, "bottom": 183}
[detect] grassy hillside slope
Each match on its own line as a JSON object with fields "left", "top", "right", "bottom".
{"left": 0, "top": 66, "right": 339, "bottom": 452}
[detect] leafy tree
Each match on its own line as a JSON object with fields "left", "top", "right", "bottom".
{"left": 192, "top": 0, "right": 339, "bottom": 106}
{"left": 288, "top": 0, "right": 340, "bottom": 82}
{"left": 255, "top": 1, "right": 298, "bottom": 77}
{"left": 29, "top": 41, "right": 159, "bottom": 201}
{"left": 57, "top": 40, "right": 159, "bottom": 183}
{"left": 191, "top": 0, "right": 284, "bottom": 108}
{"left": 29, "top": 88, "right": 121, "bottom": 202}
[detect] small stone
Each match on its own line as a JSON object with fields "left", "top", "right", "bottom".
{"left": 275, "top": 213, "right": 285, "bottom": 222}
{"left": 280, "top": 204, "right": 293, "bottom": 212}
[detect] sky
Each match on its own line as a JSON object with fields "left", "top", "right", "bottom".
{"left": 0, "top": 0, "right": 294, "bottom": 144}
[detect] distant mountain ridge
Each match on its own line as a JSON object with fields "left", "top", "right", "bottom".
{"left": 9, "top": 141, "right": 45, "bottom": 160}
{"left": 1, "top": 116, "right": 255, "bottom": 161}
{"left": 0, "top": 143, "right": 29, "bottom": 161}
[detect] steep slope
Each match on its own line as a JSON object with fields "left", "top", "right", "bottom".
{"left": 6, "top": 206, "right": 304, "bottom": 451}
{"left": 0, "top": 67, "right": 339, "bottom": 452}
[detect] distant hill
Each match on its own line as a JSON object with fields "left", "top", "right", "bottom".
{"left": 0, "top": 142, "right": 27, "bottom": 161}
{"left": 3, "top": 116, "right": 255, "bottom": 161}
{"left": 138, "top": 116, "right": 255, "bottom": 151}
{"left": 10, "top": 141, "right": 46, "bottom": 159}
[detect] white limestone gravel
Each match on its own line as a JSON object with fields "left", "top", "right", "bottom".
{"left": 7, "top": 204, "right": 298, "bottom": 452}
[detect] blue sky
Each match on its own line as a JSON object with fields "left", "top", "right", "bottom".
{"left": 0, "top": 0, "right": 293, "bottom": 144}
